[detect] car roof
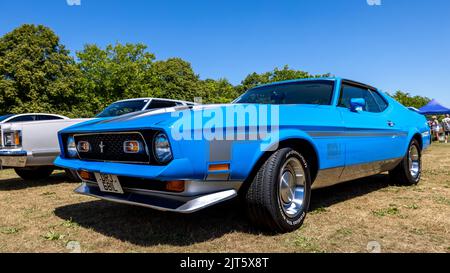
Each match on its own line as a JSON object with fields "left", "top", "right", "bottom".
{"left": 0, "top": 113, "right": 69, "bottom": 122}
{"left": 114, "top": 97, "right": 194, "bottom": 104}
{"left": 250, "top": 77, "right": 378, "bottom": 91}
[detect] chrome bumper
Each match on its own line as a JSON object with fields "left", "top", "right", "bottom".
{"left": 75, "top": 182, "right": 239, "bottom": 213}
{"left": 0, "top": 150, "right": 27, "bottom": 167}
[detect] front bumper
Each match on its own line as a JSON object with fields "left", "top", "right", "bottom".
{"left": 76, "top": 181, "right": 240, "bottom": 213}
{"left": 0, "top": 150, "right": 27, "bottom": 167}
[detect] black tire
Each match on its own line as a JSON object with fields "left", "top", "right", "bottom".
{"left": 14, "top": 167, "right": 54, "bottom": 181}
{"left": 64, "top": 169, "right": 81, "bottom": 182}
{"left": 245, "top": 148, "right": 311, "bottom": 233}
{"left": 389, "top": 139, "right": 422, "bottom": 186}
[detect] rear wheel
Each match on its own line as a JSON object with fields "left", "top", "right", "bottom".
{"left": 389, "top": 139, "right": 422, "bottom": 185}
{"left": 245, "top": 148, "right": 311, "bottom": 233}
{"left": 14, "top": 167, "right": 54, "bottom": 181}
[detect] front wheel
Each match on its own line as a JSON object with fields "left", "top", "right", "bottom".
{"left": 245, "top": 148, "right": 311, "bottom": 233}
{"left": 389, "top": 139, "right": 422, "bottom": 185}
{"left": 14, "top": 167, "right": 54, "bottom": 181}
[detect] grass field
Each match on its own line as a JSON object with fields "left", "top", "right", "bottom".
{"left": 0, "top": 144, "right": 449, "bottom": 253}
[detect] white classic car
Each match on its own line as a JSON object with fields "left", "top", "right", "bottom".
{"left": 0, "top": 98, "right": 194, "bottom": 180}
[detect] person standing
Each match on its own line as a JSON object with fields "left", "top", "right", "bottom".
{"left": 443, "top": 114, "right": 450, "bottom": 144}
{"left": 431, "top": 116, "right": 441, "bottom": 142}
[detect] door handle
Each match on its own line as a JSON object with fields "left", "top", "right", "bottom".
{"left": 387, "top": 121, "right": 395, "bottom": 127}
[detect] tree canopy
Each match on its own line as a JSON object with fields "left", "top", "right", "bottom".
{"left": 388, "top": 91, "right": 431, "bottom": 109}
{"left": 1, "top": 24, "right": 428, "bottom": 118}
{"left": 0, "top": 24, "right": 82, "bottom": 116}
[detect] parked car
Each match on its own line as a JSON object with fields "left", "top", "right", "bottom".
{"left": 0, "top": 98, "right": 193, "bottom": 180}
{"left": 55, "top": 78, "right": 431, "bottom": 232}
{"left": 0, "top": 113, "right": 69, "bottom": 124}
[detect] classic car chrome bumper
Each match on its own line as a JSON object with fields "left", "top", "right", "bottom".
{"left": 0, "top": 150, "right": 27, "bottom": 167}
{"left": 75, "top": 182, "right": 239, "bottom": 213}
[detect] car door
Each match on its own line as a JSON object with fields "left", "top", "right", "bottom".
{"left": 337, "top": 81, "right": 406, "bottom": 180}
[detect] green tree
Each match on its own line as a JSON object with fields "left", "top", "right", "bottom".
{"left": 76, "top": 43, "right": 155, "bottom": 115}
{"left": 236, "top": 65, "right": 331, "bottom": 94}
{"left": 0, "top": 24, "right": 82, "bottom": 116}
{"left": 200, "top": 78, "right": 238, "bottom": 103}
{"left": 149, "top": 58, "right": 202, "bottom": 101}
{"left": 389, "top": 91, "right": 430, "bottom": 109}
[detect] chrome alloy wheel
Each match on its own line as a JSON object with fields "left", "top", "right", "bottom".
{"left": 408, "top": 145, "right": 420, "bottom": 179}
{"left": 278, "top": 157, "right": 306, "bottom": 218}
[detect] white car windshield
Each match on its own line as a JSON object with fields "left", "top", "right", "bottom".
{"left": 96, "top": 100, "right": 148, "bottom": 118}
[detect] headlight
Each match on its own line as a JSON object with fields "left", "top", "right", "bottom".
{"left": 153, "top": 132, "right": 172, "bottom": 163}
{"left": 3, "top": 131, "right": 21, "bottom": 147}
{"left": 66, "top": 135, "right": 78, "bottom": 158}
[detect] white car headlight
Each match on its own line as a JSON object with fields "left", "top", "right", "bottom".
{"left": 3, "top": 131, "right": 21, "bottom": 147}
{"left": 153, "top": 132, "right": 172, "bottom": 163}
{"left": 66, "top": 135, "right": 78, "bottom": 158}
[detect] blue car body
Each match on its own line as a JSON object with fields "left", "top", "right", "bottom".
{"left": 54, "top": 78, "right": 430, "bottom": 214}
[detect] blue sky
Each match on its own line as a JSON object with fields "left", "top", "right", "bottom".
{"left": 1, "top": 0, "right": 449, "bottom": 106}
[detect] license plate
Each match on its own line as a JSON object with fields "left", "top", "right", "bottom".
{"left": 95, "top": 173, "right": 124, "bottom": 194}
{"left": 0, "top": 156, "right": 27, "bottom": 167}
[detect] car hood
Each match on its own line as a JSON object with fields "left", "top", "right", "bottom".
{"left": 60, "top": 103, "right": 324, "bottom": 134}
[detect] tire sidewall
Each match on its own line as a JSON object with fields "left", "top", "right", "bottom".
{"left": 272, "top": 149, "right": 311, "bottom": 230}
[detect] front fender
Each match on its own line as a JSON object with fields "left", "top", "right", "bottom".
{"left": 229, "top": 129, "right": 320, "bottom": 181}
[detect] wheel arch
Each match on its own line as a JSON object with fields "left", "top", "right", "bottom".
{"left": 412, "top": 132, "right": 423, "bottom": 150}
{"left": 239, "top": 137, "right": 319, "bottom": 195}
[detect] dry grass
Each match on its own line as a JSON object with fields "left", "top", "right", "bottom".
{"left": 0, "top": 144, "right": 449, "bottom": 253}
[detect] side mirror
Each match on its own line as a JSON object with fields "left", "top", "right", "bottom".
{"left": 350, "top": 98, "right": 366, "bottom": 112}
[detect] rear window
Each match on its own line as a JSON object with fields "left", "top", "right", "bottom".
{"left": 146, "top": 100, "right": 178, "bottom": 109}
{"left": 36, "top": 115, "right": 64, "bottom": 121}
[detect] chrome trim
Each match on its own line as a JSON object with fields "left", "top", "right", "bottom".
{"left": 278, "top": 157, "right": 305, "bottom": 218}
{"left": 408, "top": 145, "right": 420, "bottom": 179}
{"left": 152, "top": 131, "right": 173, "bottom": 164}
{"left": 75, "top": 182, "right": 238, "bottom": 213}
{"left": 313, "top": 157, "right": 403, "bottom": 189}
{"left": 307, "top": 131, "right": 408, "bottom": 138}
{"left": 72, "top": 131, "right": 151, "bottom": 164}
{"left": 0, "top": 150, "right": 27, "bottom": 156}
{"left": 82, "top": 179, "right": 243, "bottom": 198}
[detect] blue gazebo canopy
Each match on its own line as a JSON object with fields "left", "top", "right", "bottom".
{"left": 418, "top": 99, "right": 450, "bottom": 115}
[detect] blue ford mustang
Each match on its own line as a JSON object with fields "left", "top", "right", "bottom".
{"left": 55, "top": 78, "right": 430, "bottom": 232}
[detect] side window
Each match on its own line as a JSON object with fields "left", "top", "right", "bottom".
{"left": 37, "top": 115, "right": 64, "bottom": 121}
{"left": 9, "top": 115, "right": 35, "bottom": 123}
{"left": 370, "top": 90, "right": 388, "bottom": 112}
{"left": 338, "top": 84, "right": 380, "bottom": 113}
{"left": 146, "top": 100, "right": 178, "bottom": 110}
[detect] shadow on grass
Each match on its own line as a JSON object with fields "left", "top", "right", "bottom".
{"left": 0, "top": 172, "right": 71, "bottom": 191}
{"left": 54, "top": 198, "right": 254, "bottom": 246}
{"left": 54, "top": 174, "right": 390, "bottom": 246}
{"left": 310, "top": 174, "right": 390, "bottom": 210}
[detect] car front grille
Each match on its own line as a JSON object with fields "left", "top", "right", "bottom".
{"left": 73, "top": 132, "right": 151, "bottom": 164}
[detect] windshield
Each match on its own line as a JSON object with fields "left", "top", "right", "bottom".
{"left": 234, "top": 80, "right": 334, "bottom": 105}
{"left": 96, "top": 100, "right": 149, "bottom": 118}
{"left": 0, "top": 114, "right": 14, "bottom": 122}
